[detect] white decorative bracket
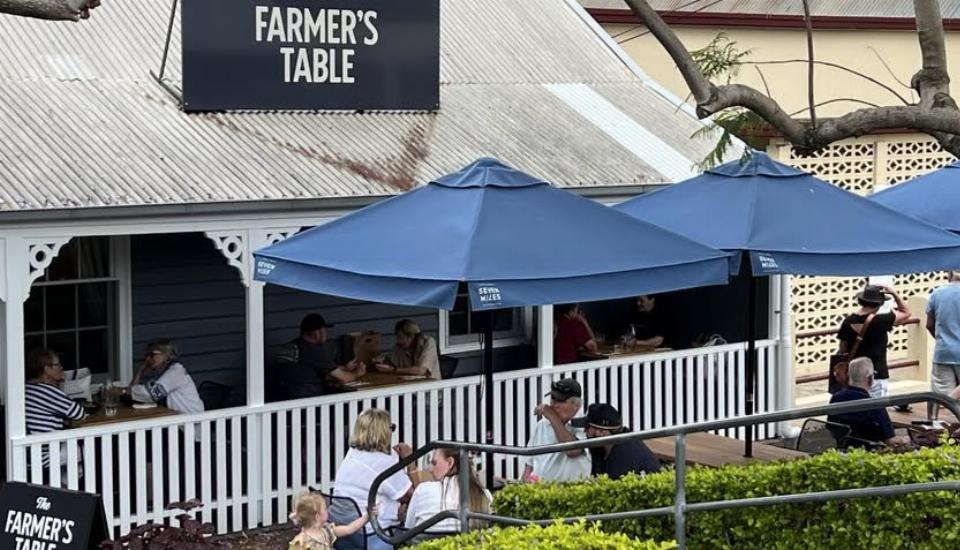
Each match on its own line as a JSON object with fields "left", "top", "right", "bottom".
{"left": 25, "top": 237, "right": 72, "bottom": 298}
{"left": 205, "top": 231, "right": 249, "bottom": 286}
{"left": 206, "top": 228, "right": 300, "bottom": 287}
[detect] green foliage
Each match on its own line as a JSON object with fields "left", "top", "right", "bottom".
{"left": 687, "top": 33, "right": 765, "bottom": 170}
{"left": 412, "top": 520, "right": 675, "bottom": 550}
{"left": 689, "top": 33, "right": 751, "bottom": 84}
{"left": 494, "top": 446, "right": 960, "bottom": 549}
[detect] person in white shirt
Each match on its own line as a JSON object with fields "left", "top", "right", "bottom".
{"left": 404, "top": 447, "right": 492, "bottom": 533}
{"left": 130, "top": 339, "right": 204, "bottom": 415}
{"left": 333, "top": 409, "right": 415, "bottom": 550}
{"left": 521, "top": 378, "right": 591, "bottom": 482}
{"left": 374, "top": 319, "right": 441, "bottom": 380}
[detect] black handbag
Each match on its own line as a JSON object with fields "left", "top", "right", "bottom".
{"left": 828, "top": 313, "right": 874, "bottom": 394}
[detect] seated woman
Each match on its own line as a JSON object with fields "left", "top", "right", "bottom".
{"left": 25, "top": 348, "right": 85, "bottom": 437}
{"left": 404, "top": 447, "right": 491, "bottom": 533}
{"left": 333, "top": 409, "right": 415, "bottom": 550}
{"left": 375, "top": 319, "right": 440, "bottom": 380}
{"left": 130, "top": 339, "right": 204, "bottom": 415}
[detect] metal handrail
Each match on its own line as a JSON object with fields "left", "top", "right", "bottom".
{"left": 366, "top": 391, "right": 960, "bottom": 549}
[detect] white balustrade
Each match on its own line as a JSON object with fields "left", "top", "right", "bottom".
{"left": 9, "top": 340, "right": 778, "bottom": 537}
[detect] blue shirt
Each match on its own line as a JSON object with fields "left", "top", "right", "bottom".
{"left": 927, "top": 283, "right": 960, "bottom": 364}
{"left": 827, "top": 387, "right": 895, "bottom": 444}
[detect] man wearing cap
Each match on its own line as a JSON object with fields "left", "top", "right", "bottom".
{"left": 581, "top": 403, "right": 661, "bottom": 479}
{"left": 837, "top": 285, "right": 911, "bottom": 398}
{"left": 274, "top": 313, "right": 364, "bottom": 399}
{"left": 521, "top": 378, "right": 591, "bottom": 482}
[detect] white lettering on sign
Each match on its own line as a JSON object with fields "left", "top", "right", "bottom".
{"left": 5, "top": 510, "right": 75, "bottom": 549}
{"left": 254, "top": 7, "right": 379, "bottom": 86}
{"left": 757, "top": 253, "right": 779, "bottom": 271}
{"left": 477, "top": 286, "right": 503, "bottom": 304}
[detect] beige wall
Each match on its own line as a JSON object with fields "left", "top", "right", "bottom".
{"left": 608, "top": 24, "right": 960, "bottom": 117}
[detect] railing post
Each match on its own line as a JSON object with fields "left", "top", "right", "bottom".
{"left": 537, "top": 305, "right": 554, "bottom": 368}
{"left": 674, "top": 432, "right": 687, "bottom": 550}
{"left": 776, "top": 275, "right": 796, "bottom": 437}
{"left": 908, "top": 295, "right": 932, "bottom": 387}
{"left": 458, "top": 448, "right": 471, "bottom": 534}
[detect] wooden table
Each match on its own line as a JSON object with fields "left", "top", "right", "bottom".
{"left": 889, "top": 406, "right": 957, "bottom": 429}
{"left": 581, "top": 344, "right": 671, "bottom": 361}
{"left": 645, "top": 432, "right": 808, "bottom": 467}
{"left": 74, "top": 403, "right": 177, "bottom": 427}
{"left": 343, "top": 371, "right": 433, "bottom": 391}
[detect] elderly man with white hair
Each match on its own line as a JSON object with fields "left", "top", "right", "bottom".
{"left": 827, "top": 357, "right": 910, "bottom": 448}
{"left": 521, "top": 378, "right": 591, "bottom": 482}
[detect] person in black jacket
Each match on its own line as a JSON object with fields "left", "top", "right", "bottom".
{"left": 579, "top": 403, "right": 660, "bottom": 479}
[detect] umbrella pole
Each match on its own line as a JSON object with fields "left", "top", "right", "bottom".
{"left": 483, "top": 310, "right": 495, "bottom": 489}
{"left": 745, "top": 268, "right": 757, "bottom": 457}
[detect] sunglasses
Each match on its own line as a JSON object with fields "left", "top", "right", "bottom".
{"left": 390, "top": 423, "right": 396, "bottom": 433}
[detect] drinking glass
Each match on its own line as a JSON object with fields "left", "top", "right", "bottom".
{"left": 102, "top": 381, "right": 118, "bottom": 417}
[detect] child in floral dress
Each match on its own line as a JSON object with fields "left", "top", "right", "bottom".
{"left": 289, "top": 491, "right": 368, "bottom": 550}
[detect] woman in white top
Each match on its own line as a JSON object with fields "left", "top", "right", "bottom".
{"left": 375, "top": 319, "right": 441, "bottom": 380}
{"left": 404, "top": 447, "right": 492, "bottom": 533}
{"left": 130, "top": 339, "right": 204, "bottom": 415}
{"left": 333, "top": 409, "right": 415, "bottom": 550}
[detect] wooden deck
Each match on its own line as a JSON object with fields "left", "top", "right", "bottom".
{"left": 645, "top": 432, "right": 809, "bottom": 467}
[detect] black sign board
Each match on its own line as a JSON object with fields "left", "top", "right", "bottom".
{"left": 0, "top": 482, "right": 109, "bottom": 550}
{"left": 181, "top": 0, "right": 441, "bottom": 112}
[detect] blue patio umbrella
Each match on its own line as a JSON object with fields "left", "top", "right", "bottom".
{"left": 870, "top": 161, "right": 960, "bottom": 233}
{"left": 255, "top": 158, "right": 732, "bottom": 482}
{"left": 616, "top": 151, "right": 960, "bottom": 455}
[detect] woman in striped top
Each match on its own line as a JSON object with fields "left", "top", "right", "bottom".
{"left": 25, "top": 349, "right": 85, "bottom": 466}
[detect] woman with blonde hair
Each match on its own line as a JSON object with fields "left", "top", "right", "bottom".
{"left": 404, "top": 447, "right": 491, "bottom": 532}
{"left": 288, "top": 490, "right": 367, "bottom": 550}
{"left": 375, "top": 319, "right": 440, "bottom": 379}
{"left": 332, "top": 409, "right": 415, "bottom": 550}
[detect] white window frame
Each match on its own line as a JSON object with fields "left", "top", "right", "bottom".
{"left": 438, "top": 306, "right": 532, "bottom": 355}
{"left": 25, "top": 235, "right": 133, "bottom": 382}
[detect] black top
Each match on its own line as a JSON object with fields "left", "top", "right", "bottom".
{"left": 827, "top": 386, "right": 895, "bottom": 443}
{"left": 631, "top": 309, "right": 666, "bottom": 344}
{"left": 590, "top": 432, "right": 662, "bottom": 479}
{"left": 837, "top": 311, "right": 896, "bottom": 379}
{"left": 282, "top": 338, "right": 338, "bottom": 398}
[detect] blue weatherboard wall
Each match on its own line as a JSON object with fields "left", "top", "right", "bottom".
{"left": 131, "top": 233, "right": 528, "bottom": 402}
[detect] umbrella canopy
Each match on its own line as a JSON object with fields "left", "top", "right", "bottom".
{"left": 254, "top": 158, "right": 732, "bottom": 310}
{"left": 870, "top": 161, "right": 960, "bottom": 233}
{"left": 615, "top": 151, "right": 960, "bottom": 276}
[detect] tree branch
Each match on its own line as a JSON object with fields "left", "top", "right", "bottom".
{"left": 622, "top": 0, "right": 714, "bottom": 103}
{"left": 0, "top": 0, "right": 99, "bottom": 20}
{"left": 742, "top": 60, "right": 910, "bottom": 104}
{"left": 802, "top": 0, "right": 817, "bottom": 128}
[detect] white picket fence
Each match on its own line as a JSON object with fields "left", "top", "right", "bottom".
{"left": 10, "top": 340, "right": 779, "bottom": 537}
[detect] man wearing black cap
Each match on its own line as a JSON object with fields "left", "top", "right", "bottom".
{"left": 274, "top": 313, "right": 364, "bottom": 399}
{"left": 837, "top": 285, "right": 911, "bottom": 399}
{"left": 521, "top": 378, "right": 591, "bottom": 482}
{"left": 580, "top": 403, "right": 660, "bottom": 479}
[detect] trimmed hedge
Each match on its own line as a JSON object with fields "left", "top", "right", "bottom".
{"left": 494, "top": 444, "right": 960, "bottom": 549}
{"left": 412, "top": 521, "right": 675, "bottom": 549}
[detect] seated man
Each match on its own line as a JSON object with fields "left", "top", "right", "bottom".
{"left": 521, "top": 378, "right": 591, "bottom": 482}
{"left": 553, "top": 303, "right": 597, "bottom": 365}
{"left": 631, "top": 295, "right": 665, "bottom": 348}
{"left": 579, "top": 403, "right": 660, "bottom": 479}
{"left": 276, "top": 314, "right": 364, "bottom": 399}
{"left": 827, "top": 357, "right": 910, "bottom": 448}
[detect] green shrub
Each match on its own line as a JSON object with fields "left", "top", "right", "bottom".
{"left": 494, "top": 445, "right": 960, "bottom": 549}
{"left": 412, "top": 520, "right": 676, "bottom": 549}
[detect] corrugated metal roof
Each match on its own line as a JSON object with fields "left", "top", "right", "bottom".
{"left": 580, "top": 0, "right": 960, "bottom": 19}
{"left": 0, "top": 0, "right": 731, "bottom": 212}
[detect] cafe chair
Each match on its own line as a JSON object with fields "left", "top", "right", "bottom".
{"left": 439, "top": 354, "right": 459, "bottom": 379}
{"left": 320, "top": 490, "right": 380, "bottom": 550}
{"left": 795, "top": 419, "right": 851, "bottom": 454}
{"left": 198, "top": 381, "right": 232, "bottom": 410}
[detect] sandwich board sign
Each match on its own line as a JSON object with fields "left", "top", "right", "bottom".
{"left": 181, "top": 0, "right": 441, "bottom": 111}
{"left": 0, "top": 482, "right": 109, "bottom": 550}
